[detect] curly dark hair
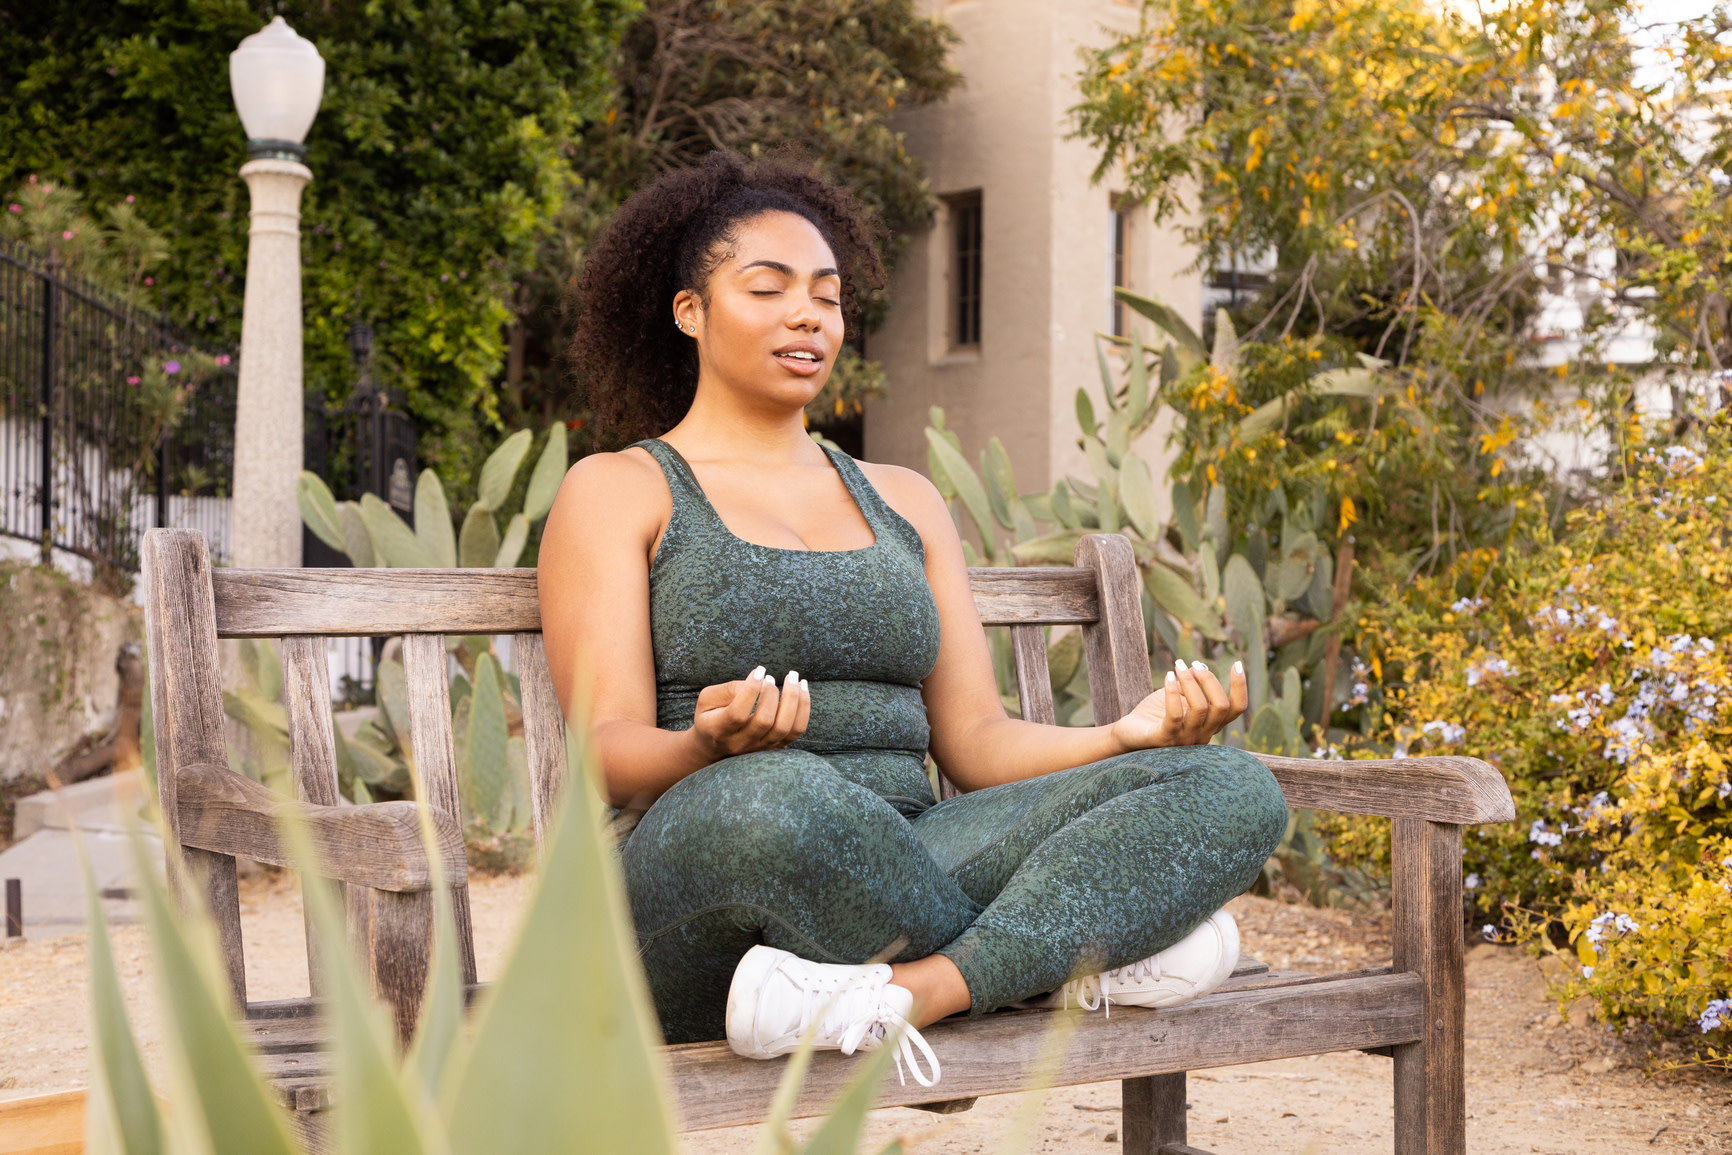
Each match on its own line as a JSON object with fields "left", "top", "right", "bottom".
{"left": 570, "top": 152, "right": 886, "bottom": 447}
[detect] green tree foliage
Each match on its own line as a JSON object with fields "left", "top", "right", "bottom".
{"left": 0, "top": 0, "right": 634, "bottom": 488}
{"left": 1, "top": 176, "right": 168, "bottom": 303}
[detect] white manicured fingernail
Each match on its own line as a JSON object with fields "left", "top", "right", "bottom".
{"left": 1191, "top": 660, "right": 1208, "bottom": 672}
{"left": 787, "top": 670, "right": 799, "bottom": 684}
{"left": 1165, "top": 671, "right": 1177, "bottom": 685}
{"left": 1175, "top": 659, "right": 1187, "bottom": 674}
{"left": 750, "top": 665, "right": 766, "bottom": 681}
{"left": 1233, "top": 661, "right": 1244, "bottom": 675}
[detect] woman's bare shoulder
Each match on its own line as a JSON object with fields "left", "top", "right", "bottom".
{"left": 547, "top": 446, "right": 670, "bottom": 543}
{"left": 855, "top": 459, "right": 954, "bottom": 537}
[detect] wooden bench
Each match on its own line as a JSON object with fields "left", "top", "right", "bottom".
{"left": 139, "top": 527, "right": 1514, "bottom": 1154}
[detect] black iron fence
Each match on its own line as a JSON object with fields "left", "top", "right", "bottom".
{"left": 0, "top": 238, "right": 234, "bottom": 580}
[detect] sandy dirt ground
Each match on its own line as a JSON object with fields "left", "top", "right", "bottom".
{"left": 1, "top": 871, "right": 1727, "bottom": 1152}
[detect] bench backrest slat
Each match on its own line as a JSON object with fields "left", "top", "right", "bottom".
{"left": 280, "top": 636, "right": 343, "bottom": 997}
{"left": 210, "top": 566, "right": 1108, "bottom": 638}
{"left": 513, "top": 633, "right": 569, "bottom": 843}
{"left": 400, "top": 634, "right": 480, "bottom": 986}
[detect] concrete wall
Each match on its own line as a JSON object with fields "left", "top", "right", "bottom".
{"left": 864, "top": 0, "right": 1203, "bottom": 512}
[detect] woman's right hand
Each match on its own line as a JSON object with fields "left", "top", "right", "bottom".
{"left": 691, "top": 666, "right": 812, "bottom": 760}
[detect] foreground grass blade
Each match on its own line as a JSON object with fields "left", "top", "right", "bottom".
{"left": 794, "top": 1026, "right": 906, "bottom": 1155}
{"left": 127, "top": 832, "right": 299, "bottom": 1155}
{"left": 442, "top": 726, "right": 677, "bottom": 1155}
{"left": 409, "top": 821, "right": 466, "bottom": 1101}
{"left": 77, "top": 830, "right": 163, "bottom": 1155}
{"left": 280, "top": 809, "right": 439, "bottom": 1155}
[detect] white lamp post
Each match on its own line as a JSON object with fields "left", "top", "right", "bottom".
{"left": 229, "top": 16, "right": 324, "bottom": 569}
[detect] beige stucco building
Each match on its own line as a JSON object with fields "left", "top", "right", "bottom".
{"left": 863, "top": 0, "right": 1202, "bottom": 513}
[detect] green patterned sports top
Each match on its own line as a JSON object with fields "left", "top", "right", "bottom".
{"left": 634, "top": 438, "right": 942, "bottom": 817}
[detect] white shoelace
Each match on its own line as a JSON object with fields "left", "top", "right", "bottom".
{"left": 836, "top": 1002, "right": 941, "bottom": 1088}
{"left": 1055, "top": 956, "right": 1161, "bottom": 1017}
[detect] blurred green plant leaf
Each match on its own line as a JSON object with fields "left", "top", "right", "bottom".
{"left": 1118, "top": 453, "right": 1161, "bottom": 540}
{"left": 361, "top": 493, "right": 435, "bottom": 568}
{"left": 442, "top": 727, "right": 678, "bottom": 1154}
{"left": 415, "top": 469, "right": 457, "bottom": 569}
{"left": 495, "top": 513, "right": 530, "bottom": 568}
{"left": 924, "top": 426, "right": 995, "bottom": 551}
{"left": 523, "top": 422, "right": 569, "bottom": 524}
{"left": 297, "top": 471, "right": 343, "bottom": 552}
{"left": 477, "top": 429, "right": 534, "bottom": 512}
{"left": 340, "top": 502, "right": 376, "bottom": 568}
{"left": 1144, "top": 562, "right": 1226, "bottom": 640}
{"left": 459, "top": 505, "right": 501, "bottom": 569}
{"left": 1116, "top": 287, "right": 1206, "bottom": 368}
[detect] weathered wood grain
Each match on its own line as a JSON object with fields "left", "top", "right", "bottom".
{"left": 667, "top": 971, "right": 1423, "bottom": 1131}
{"left": 282, "top": 637, "right": 344, "bottom": 996}
{"left": 968, "top": 567, "right": 1101, "bottom": 625}
{"left": 513, "top": 632, "right": 568, "bottom": 843}
{"left": 1253, "top": 754, "right": 1515, "bottom": 824}
{"left": 370, "top": 889, "right": 433, "bottom": 1044}
{"left": 400, "top": 634, "right": 478, "bottom": 985}
{"left": 174, "top": 760, "right": 466, "bottom": 890}
{"left": 1124, "top": 1072, "right": 1187, "bottom": 1155}
{"left": 1392, "top": 819, "right": 1466, "bottom": 1155}
{"left": 1076, "top": 535, "right": 1154, "bottom": 724}
{"left": 211, "top": 568, "right": 543, "bottom": 637}
{"left": 140, "top": 529, "right": 247, "bottom": 1007}
{"left": 1009, "top": 624, "right": 1057, "bottom": 725}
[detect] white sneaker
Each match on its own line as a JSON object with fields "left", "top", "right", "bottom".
{"left": 725, "top": 945, "right": 941, "bottom": 1087}
{"left": 1023, "top": 909, "right": 1240, "bottom": 1014}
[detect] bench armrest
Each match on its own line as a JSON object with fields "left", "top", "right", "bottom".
{"left": 175, "top": 761, "right": 468, "bottom": 891}
{"left": 1252, "top": 753, "right": 1515, "bottom": 824}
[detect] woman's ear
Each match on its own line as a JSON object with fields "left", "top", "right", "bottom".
{"left": 671, "top": 289, "right": 701, "bottom": 337}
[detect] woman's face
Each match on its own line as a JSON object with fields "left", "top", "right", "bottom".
{"left": 674, "top": 211, "right": 845, "bottom": 414}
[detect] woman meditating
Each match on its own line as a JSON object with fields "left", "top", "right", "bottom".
{"left": 538, "top": 154, "right": 1288, "bottom": 1087}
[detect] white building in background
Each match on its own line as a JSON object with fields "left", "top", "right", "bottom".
{"left": 863, "top": 0, "right": 1201, "bottom": 518}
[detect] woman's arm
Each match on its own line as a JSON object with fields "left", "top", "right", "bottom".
{"left": 537, "top": 450, "right": 811, "bottom": 808}
{"left": 863, "top": 464, "right": 1247, "bottom": 793}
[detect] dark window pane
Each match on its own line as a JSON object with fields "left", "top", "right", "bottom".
{"left": 948, "top": 192, "right": 983, "bottom": 348}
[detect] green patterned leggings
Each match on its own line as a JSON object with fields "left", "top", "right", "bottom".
{"left": 621, "top": 744, "right": 1288, "bottom": 1044}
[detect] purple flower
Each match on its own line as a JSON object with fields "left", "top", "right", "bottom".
{"left": 163, "top": 360, "right": 180, "bottom": 375}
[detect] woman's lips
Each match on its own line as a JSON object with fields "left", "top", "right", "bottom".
{"left": 773, "top": 351, "right": 825, "bottom": 376}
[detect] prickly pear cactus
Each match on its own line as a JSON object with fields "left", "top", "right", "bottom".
{"left": 290, "top": 424, "right": 565, "bottom": 826}
{"left": 924, "top": 290, "right": 1367, "bottom": 754}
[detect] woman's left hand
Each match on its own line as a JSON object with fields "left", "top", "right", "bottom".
{"left": 1110, "top": 659, "right": 1249, "bottom": 751}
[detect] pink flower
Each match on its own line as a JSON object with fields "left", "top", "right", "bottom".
{"left": 126, "top": 376, "right": 141, "bottom": 385}
{"left": 163, "top": 360, "right": 181, "bottom": 375}
{"left": 7, "top": 205, "right": 18, "bottom": 213}
{"left": 215, "top": 354, "right": 231, "bottom": 366}
{"left": 143, "top": 277, "right": 153, "bottom": 285}
{"left": 125, "top": 194, "right": 135, "bottom": 204}
{"left": 61, "top": 230, "right": 73, "bottom": 240}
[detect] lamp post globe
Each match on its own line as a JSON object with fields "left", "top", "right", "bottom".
{"left": 229, "top": 16, "right": 323, "bottom": 569}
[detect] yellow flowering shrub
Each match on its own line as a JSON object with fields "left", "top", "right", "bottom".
{"left": 1334, "top": 424, "right": 1732, "bottom": 1064}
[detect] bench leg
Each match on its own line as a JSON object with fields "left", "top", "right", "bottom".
{"left": 1392, "top": 818, "right": 1466, "bottom": 1155}
{"left": 1122, "top": 1072, "right": 1185, "bottom": 1154}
